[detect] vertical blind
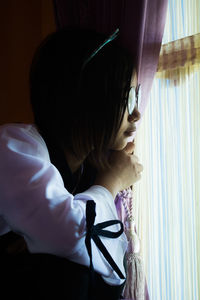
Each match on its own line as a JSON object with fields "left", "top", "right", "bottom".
{"left": 134, "top": 0, "right": 200, "bottom": 299}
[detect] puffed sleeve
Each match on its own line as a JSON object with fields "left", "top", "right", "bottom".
{"left": 0, "top": 124, "right": 127, "bottom": 285}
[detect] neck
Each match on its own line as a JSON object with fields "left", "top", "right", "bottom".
{"left": 64, "top": 150, "right": 86, "bottom": 174}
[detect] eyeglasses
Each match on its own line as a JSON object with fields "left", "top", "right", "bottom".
{"left": 127, "top": 84, "right": 141, "bottom": 115}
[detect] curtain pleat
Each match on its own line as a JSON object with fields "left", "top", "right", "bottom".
{"left": 157, "top": 33, "right": 200, "bottom": 85}
{"left": 157, "top": 33, "right": 200, "bottom": 72}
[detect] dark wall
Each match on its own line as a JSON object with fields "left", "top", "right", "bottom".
{"left": 0, "top": 0, "right": 56, "bottom": 125}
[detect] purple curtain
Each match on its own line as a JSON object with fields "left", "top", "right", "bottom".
{"left": 53, "top": 0, "right": 168, "bottom": 124}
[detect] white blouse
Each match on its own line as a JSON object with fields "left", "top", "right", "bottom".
{"left": 0, "top": 123, "right": 128, "bottom": 285}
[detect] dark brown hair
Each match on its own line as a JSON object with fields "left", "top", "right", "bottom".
{"left": 30, "top": 27, "right": 134, "bottom": 169}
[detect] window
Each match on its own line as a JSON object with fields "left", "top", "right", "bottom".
{"left": 134, "top": 1, "right": 200, "bottom": 299}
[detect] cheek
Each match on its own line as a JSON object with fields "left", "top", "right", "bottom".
{"left": 121, "top": 109, "right": 129, "bottom": 128}
{"left": 111, "top": 130, "right": 128, "bottom": 150}
{"left": 111, "top": 110, "right": 129, "bottom": 150}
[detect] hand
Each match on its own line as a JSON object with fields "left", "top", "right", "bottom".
{"left": 95, "top": 142, "right": 143, "bottom": 198}
{"left": 123, "top": 142, "right": 143, "bottom": 186}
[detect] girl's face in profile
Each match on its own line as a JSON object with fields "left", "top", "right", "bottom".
{"left": 111, "top": 75, "right": 141, "bottom": 151}
{"left": 111, "top": 106, "right": 140, "bottom": 150}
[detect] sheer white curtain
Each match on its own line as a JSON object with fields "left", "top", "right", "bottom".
{"left": 133, "top": 0, "right": 200, "bottom": 299}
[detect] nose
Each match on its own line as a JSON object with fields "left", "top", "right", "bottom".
{"left": 128, "top": 107, "right": 141, "bottom": 123}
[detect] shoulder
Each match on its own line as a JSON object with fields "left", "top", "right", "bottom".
{"left": 0, "top": 123, "right": 50, "bottom": 161}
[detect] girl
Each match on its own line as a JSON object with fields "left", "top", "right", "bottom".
{"left": 0, "top": 28, "right": 143, "bottom": 299}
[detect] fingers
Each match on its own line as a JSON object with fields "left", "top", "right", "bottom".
{"left": 132, "top": 154, "right": 139, "bottom": 162}
{"left": 131, "top": 164, "right": 143, "bottom": 184}
{"left": 137, "top": 163, "right": 143, "bottom": 173}
{"left": 133, "top": 158, "right": 143, "bottom": 182}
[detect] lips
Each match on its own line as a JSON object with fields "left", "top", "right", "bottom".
{"left": 125, "top": 131, "right": 135, "bottom": 137}
{"left": 124, "top": 130, "right": 135, "bottom": 137}
{"left": 124, "top": 127, "right": 136, "bottom": 137}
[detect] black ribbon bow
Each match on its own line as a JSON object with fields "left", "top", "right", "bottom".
{"left": 85, "top": 200, "right": 125, "bottom": 280}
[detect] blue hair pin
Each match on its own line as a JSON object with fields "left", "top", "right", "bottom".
{"left": 82, "top": 28, "right": 119, "bottom": 70}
